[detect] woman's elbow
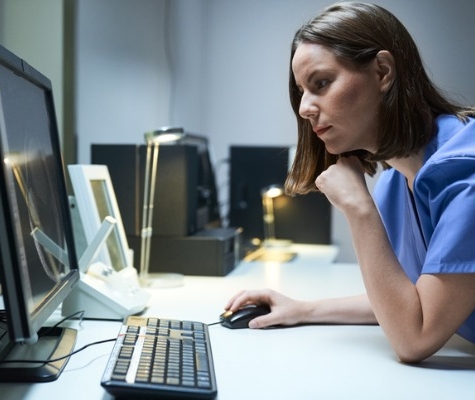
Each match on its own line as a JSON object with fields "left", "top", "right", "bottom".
{"left": 396, "top": 350, "right": 427, "bottom": 364}
{"left": 392, "top": 340, "right": 441, "bottom": 364}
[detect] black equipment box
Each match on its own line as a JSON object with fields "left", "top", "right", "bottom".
{"left": 127, "top": 228, "right": 242, "bottom": 277}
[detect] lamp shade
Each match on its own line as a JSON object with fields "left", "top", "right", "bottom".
{"left": 144, "top": 127, "right": 185, "bottom": 144}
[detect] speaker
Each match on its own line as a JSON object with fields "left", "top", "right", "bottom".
{"left": 91, "top": 144, "right": 199, "bottom": 237}
{"left": 229, "top": 145, "right": 331, "bottom": 248}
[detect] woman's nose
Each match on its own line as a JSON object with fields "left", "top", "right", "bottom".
{"left": 299, "top": 93, "right": 319, "bottom": 119}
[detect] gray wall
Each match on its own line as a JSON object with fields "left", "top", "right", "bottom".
{"left": 75, "top": 0, "right": 171, "bottom": 155}
{"left": 0, "top": 0, "right": 64, "bottom": 141}
{"left": 1, "top": 0, "right": 474, "bottom": 262}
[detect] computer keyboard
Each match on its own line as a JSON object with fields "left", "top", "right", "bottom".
{"left": 101, "top": 315, "right": 218, "bottom": 399}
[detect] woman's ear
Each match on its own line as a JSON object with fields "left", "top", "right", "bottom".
{"left": 375, "top": 50, "right": 395, "bottom": 93}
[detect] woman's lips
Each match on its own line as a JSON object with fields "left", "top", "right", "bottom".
{"left": 314, "top": 126, "right": 331, "bottom": 136}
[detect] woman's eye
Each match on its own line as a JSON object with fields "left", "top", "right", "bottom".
{"left": 316, "top": 79, "right": 329, "bottom": 90}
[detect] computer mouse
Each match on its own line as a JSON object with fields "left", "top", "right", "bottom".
{"left": 219, "top": 304, "right": 271, "bottom": 329}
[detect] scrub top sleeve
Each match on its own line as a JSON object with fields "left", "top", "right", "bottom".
{"left": 415, "top": 157, "right": 475, "bottom": 274}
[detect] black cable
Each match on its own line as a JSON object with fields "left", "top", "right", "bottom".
{"left": 0, "top": 309, "right": 115, "bottom": 365}
{"left": 3, "top": 322, "right": 223, "bottom": 364}
{"left": 0, "top": 337, "right": 117, "bottom": 365}
{"left": 0, "top": 312, "right": 222, "bottom": 366}
{"left": 39, "top": 310, "right": 85, "bottom": 338}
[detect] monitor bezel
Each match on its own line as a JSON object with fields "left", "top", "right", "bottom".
{"left": 0, "top": 44, "right": 79, "bottom": 345}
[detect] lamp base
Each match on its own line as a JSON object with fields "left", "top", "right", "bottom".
{"left": 244, "top": 244, "right": 297, "bottom": 263}
{"left": 139, "top": 272, "right": 184, "bottom": 288}
{"left": 262, "top": 238, "right": 293, "bottom": 248}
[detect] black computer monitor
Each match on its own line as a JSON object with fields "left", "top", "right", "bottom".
{"left": 178, "top": 133, "right": 221, "bottom": 229}
{"left": 91, "top": 134, "right": 221, "bottom": 235}
{"left": 0, "top": 44, "right": 79, "bottom": 382}
{"left": 229, "top": 145, "right": 332, "bottom": 252}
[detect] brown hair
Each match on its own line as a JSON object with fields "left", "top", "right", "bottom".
{"left": 285, "top": 2, "right": 475, "bottom": 195}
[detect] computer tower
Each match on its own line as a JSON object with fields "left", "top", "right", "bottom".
{"left": 229, "top": 145, "right": 331, "bottom": 248}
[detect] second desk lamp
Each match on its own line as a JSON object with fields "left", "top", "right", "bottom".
{"left": 242, "top": 184, "right": 295, "bottom": 262}
{"left": 261, "top": 184, "right": 292, "bottom": 248}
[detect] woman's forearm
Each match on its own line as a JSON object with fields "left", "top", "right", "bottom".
{"left": 302, "top": 293, "right": 377, "bottom": 325}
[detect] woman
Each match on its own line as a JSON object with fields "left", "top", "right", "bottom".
{"left": 225, "top": 2, "right": 475, "bottom": 363}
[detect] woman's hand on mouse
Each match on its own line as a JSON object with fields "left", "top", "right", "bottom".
{"left": 225, "top": 289, "right": 308, "bottom": 329}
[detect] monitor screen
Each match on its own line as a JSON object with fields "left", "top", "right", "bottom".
{"left": 0, "top": 44, "right": 79, "bottom": 381}
{"left": 68, "top": 163, "right": 131, "bottom": 272}
{"left": 178, "top": 133, "right": 221, "bottom": 229}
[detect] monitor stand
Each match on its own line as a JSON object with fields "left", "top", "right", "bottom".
{"left": 33, "top": 216, "right": 150, "bottom": 320}
{"left": 0, "top": 323, "right": 77, "bottom": 382}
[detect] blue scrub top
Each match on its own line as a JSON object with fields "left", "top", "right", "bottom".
{"left": 373, "top": 114, "right": 475, "bottom": 344}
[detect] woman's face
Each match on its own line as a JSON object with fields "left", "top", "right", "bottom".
{"left": 292, "top": 43, "right": 383, "bottom": 155}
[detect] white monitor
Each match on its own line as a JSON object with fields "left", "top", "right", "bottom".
{"left": 68, "top": 164, "right": 131, "bottom": 272}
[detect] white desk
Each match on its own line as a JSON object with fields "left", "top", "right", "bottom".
{"left": 3, "top": 244, "right": 475, "bottom": 399}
